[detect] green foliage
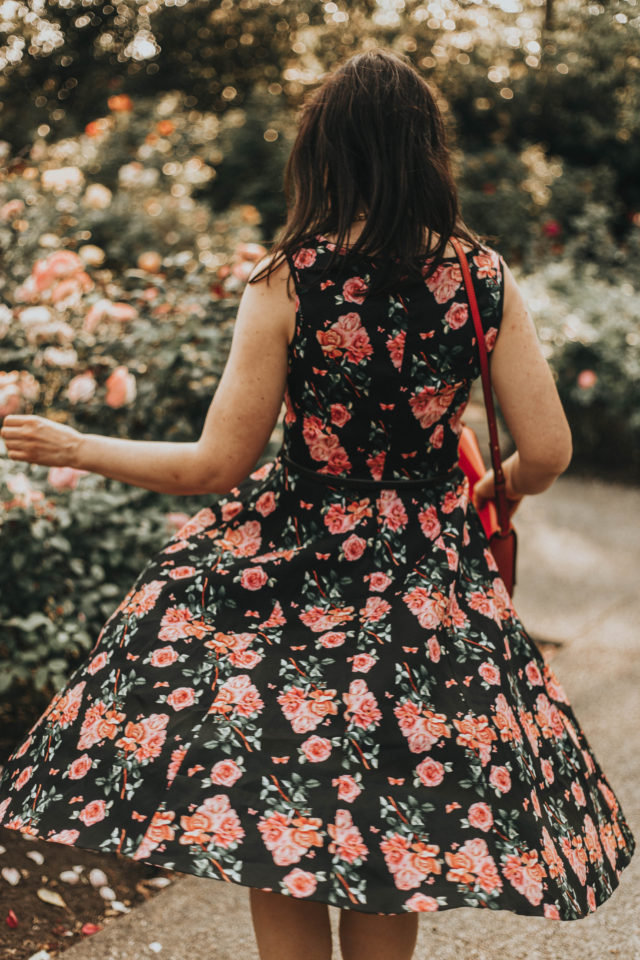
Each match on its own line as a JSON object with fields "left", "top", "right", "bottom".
{"left": 519, "top": 261, "right": 640, "bottom": 479}
{"left": 0, "top": 465, "right": 217, "bottom": 695}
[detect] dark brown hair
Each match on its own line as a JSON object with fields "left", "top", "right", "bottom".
{"left": 248, "top": 47, "right": 491, "bottom": 298}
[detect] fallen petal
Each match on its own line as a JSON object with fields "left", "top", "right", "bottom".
{"left": 149, "top": 943, "right": 163, "bottom": 953}
{"left": 6, "top": 908, "right": 18, "bottom": 928}
{"left": 88, "top": 867, "right": 109, "bottom": 888}
{"left": 145, "top": 876, "right": 172, "bottom": 888}
{"left": 37, "top": 888, "right": 68, "bottom": 909}
{"left": 110, "top": 901, "right": 130, "bottom": 913}
{"left": 1, "top": 867, "right": 21, "bottom": 886}
{"left": 81, "top": 922, "right": 103, "bottom": 935}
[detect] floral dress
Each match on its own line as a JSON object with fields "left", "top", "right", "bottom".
{"left": 0, "top": 233, "right": 635, "bottom": 920}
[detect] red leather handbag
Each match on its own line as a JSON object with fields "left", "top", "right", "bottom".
{"left": 450, "top": 237, "right": 518, "bottom": 596}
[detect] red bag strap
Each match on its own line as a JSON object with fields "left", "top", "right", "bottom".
{"left": 450, "top": 237, "right": 511, "bottom": 535}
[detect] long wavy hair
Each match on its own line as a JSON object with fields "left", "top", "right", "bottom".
{"left": 248, "top": 47, "right": 492, "bottom": 298}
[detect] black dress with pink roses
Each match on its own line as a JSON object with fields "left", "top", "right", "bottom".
{"left": 0, "top": 232, "right": 634, "bottom": 920}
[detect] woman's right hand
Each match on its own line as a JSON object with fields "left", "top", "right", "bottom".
{"left": 472, "top": 459, "right": 524, "bottom": 518}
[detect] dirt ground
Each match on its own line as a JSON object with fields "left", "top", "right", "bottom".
{"left": 0, "top": 684, "right": 184, "bottom": 960}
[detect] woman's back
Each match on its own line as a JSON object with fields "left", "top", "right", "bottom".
{"left": 283, "top": 232, "right": 504, "bottom": 483}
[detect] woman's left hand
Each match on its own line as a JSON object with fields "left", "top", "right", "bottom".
{"left": 1, "top": 414, "right": 83, "bottom": 468}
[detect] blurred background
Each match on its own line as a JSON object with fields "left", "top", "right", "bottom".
{"left": 0, "top": 0, "right": 639, "bottom": 727}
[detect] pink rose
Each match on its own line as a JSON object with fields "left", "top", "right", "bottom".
{"left": 168, "top": 566, "right": 196, "bottom": 579}
{"left": 150, "top": 647, "right": 179, "bottom": 668}
{"left": 15, "top": 766, "right": 34, "bottom": 791}
{"left": 343, "top": 276, "right": 368, "bottom": 304}
{"left": 427, "top": 636, "right": 441, "bottom": 662}
{"left": 318, "top": 631, "right": 346, "bottom": 648}
{"left": 256, "top": 491, "right": 276, "bottom": 516}
{"left": 416, "top": 757, "right": 445, "bottom": 787}
{"left": 330, "top": 403, "right": 351, "bottom": 427}
{"left": 478, "top": 662, "right": 501, "bottom": 685}
{"left": 352, "top": 653, "right": 376, "bottom": 673}
{"left": 368, "top": 572, "right": 391, "bottom": 592}
{"left": 418, "top": 505, "right": 441, "bottom": 540}
{"left": 105, "top": 365, "right": 136, "bottom": 408}
{"left": 467, "top": 801, "right": 493, "bottom": 832}
{"left": 68, "top": 755, "right": 93, "bottom": 780}
{"left": 404, "top": 892, "right": 439, "bottom": 911}
{"left": 87, "top": 651, "right": 108, "bottom": 675}
{"left": 332, "top": 774, "right": 362, "bottom": 803}
{"left": 210, "top": 759, "right": 242, "bottom": 786}
{"left": 301, "top": 736, "right": 332, "bottom": 762}
{"left": 293, "top": 248, "right": 317, "bottom": 269}
{"left": 429, "top": 424, "right": 444, "bottom": 449}
{"left": 489, "top": 765, "right": 511, "bottom": 793}
{"left": 283, "top": 867, "right": 318, "bottom": 898}
{"left": 241, "top": 567, "right": 268, "bottom": 590}
{"left": 78, "top": 799, "right": 107, "bottom": 827}
{"left": 525, "top": 660, "right": 544, "bottom": 685}
{"left": 343, "top": 534, "right": 367, "bottom": 561}
{"left": 166, "top": 687, "right": 195, "bottom": 711}
{"left": 444, "top": 301, "right": 468, "bottom": 330}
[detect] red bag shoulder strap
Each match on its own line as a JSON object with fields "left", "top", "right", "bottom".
{"left": 450, "top": 237, "right": 510, "bottom": 535}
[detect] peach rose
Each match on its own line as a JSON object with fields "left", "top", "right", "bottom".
{"left": 301, "top": 736, "right": 332, "bottom": 762}
{"left": 282, "top": 867, "right": 318, "bottom": 898}
{"left": 241, "top": 567, "right": 268, "bottom": 590}
{"left": 78, "top": 799, "right": 107, "bottom": 826}
{"left": 210, "top": 759, "right": 243, "bottom": 786}
{"left": 166, "top": 687, "right": 195, "bottom": 711}
{"left": 467, "top": 801, "right": 493, "bottom": 832}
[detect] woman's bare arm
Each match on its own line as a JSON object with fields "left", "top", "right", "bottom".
{"left": 473, "top": 257, "right": 573, "bottom": 510}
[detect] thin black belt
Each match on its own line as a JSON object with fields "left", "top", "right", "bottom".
{"left": 280, "top": 453, "right": 461, "bottom": 490}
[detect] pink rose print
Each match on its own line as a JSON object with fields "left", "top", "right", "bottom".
{"left": 210, "top": 759, "right": 243, "bottom": 786}
{"left": 68, "top": 755, "right": 93, "bottom": 780}
{"left": 404, "top": 893, "right": 440, "bottom": 911}
{"left": 255, "top": 491, "right": 276, "bottom": 516}
{"left": 316, "top": 313, "right": 373, "bottom": 364}
{"left": 489, "top": 765, "right": 512, "bottom": 793}
{"left": 318, "top": 631, "right": 346, "bottom": 648}
{"left": 282, "top": 867, "right": 319, "bottom": 898}
{"left": 166, "top": 687, "right": 196, "bottom": 711}
{"left": 332, "top": 774, "right": 362, "bottom": 803}
{"left": 429, "top": 423, "right": 444, "bottom": 448}
{"left": 418, "top": 504, "right": 441, "bottom": 540}
{"left": 327, "top": 809, "right": 368, "bottom": 863}
{"left": 78, "top": 799, "right": 107, "bottom": 827}
{"left": 330, "top": 403, "right": 351, "bottom": 427}
{"left": 386, "top": 329, "right": 406, "bottom": 370}
{"left": 416, "top": 756, "right": 445, "bottom": 787}
{"left": 293, "top": 247, "right": 317, "bottom": 269}
{"left": 367, "top": 571, "right": 391, "bottom": 591}
{"left": 241, "top": 566, "right": 268, "bottom": 590}
{"left": 467, "top": 801, "right": 494, "bottom": 832}
{"left": 409, "top": 381, "right": 463, "bottom": 430}
{"left": 423, "top": 262, "right": 462, "bottom": 303}
{"left": 444, "top": 301, "right": 468, "bottom": 330}
{"left": 301, "top": 735, "right": 333, "bottom": 763}
{"left": 343, "top": 276, "right": 368, "bottom": 303}
{"left": 343, "top": 534, "right": 367, "bottom": 561}
{"left": 352, "top": 653, "right": 377, "bottom": 673}
{"left": 343, "top": 679, "right": 382, "bottom": 730}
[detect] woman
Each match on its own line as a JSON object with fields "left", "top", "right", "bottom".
{"left": 0, "top": 48, "right": 635, "bottom": 960}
